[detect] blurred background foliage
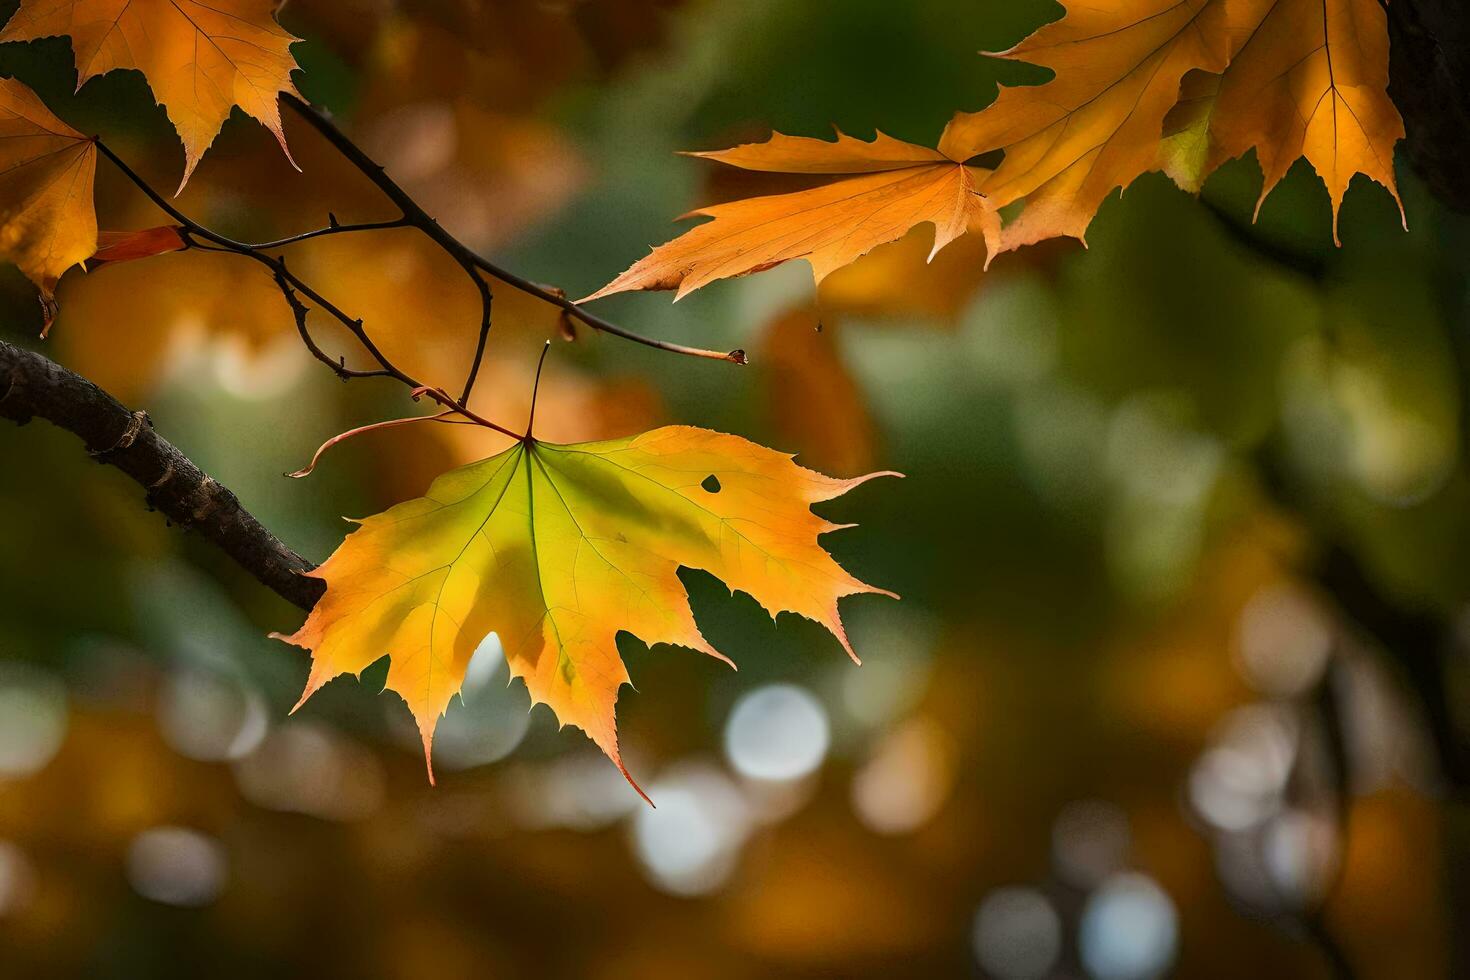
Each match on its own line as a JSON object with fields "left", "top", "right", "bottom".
{"left": 0, "top": 0, "right": 1467, "bottom": 977}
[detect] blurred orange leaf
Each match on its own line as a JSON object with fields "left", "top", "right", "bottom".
{"left": 277, "top": 427, "right": 898, "bottom": 794}
{"left": 761, "top": 311, "right": 876, "bottom": 477}
{"left": 50, "top": 247, "right": 290, "bottom": 399}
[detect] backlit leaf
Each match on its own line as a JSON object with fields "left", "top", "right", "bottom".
{"left": 276, "top": 427, "right": 897, "bottom": 793}
{"left": 943, "top": 0, "right": 1402, "bottom": 249}
{"left": 0, "top": 77, "right": 96, "bottom": 323}
{"left": 939, "top": 0, "right": 1234, "bottom": 252}
{"left": 581, "top": 130, "right": 998, "bottom": 302}
{"left": 1, "top": 0, "right": 303, "bottom": 187}
{"left": 1205, "top": 0, "right": 1403, "bottom": 241}
{"left": 88, "top": 226, "right": 187, "bottom": 271}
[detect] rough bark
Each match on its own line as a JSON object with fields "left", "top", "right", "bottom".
{"left": 0, "top": 339, "right": 323, "bottom": 611}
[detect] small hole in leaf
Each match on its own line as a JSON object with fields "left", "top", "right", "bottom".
{"left": 701, "top": 475, "right": 721, "bottom": 494}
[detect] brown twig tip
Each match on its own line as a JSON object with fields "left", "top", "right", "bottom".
{"left": 728, "top": 349, "right": 748, "bottom": 365}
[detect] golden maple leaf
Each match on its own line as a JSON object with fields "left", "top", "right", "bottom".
{"left": 0, "top": 77, "right": 96, "bottom": 318}
{"left": 1205, "top": 0, "right": 1403, "bottom": 239}
{"left": 938, "top": 0, "right": 1234, "bottom": 252}
{"left": 941, "top": 0, "right": 1402, "bottom": 248}
{"left": 581, "top": 129, "right": 998, "bottom": 302}
{"left": 275, "top": 426, "right": 897, "bottom": 793}
{"left": 0, "top": 0, "right": 303, "bottom": 188}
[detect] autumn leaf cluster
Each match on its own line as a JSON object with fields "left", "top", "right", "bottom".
{"left": 595, "top": 0, "right": 1404, "bottom": 301}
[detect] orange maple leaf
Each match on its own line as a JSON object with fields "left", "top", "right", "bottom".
{"left": 581, "top": 129, "right": 998, "bottom": 302}
{"left": 1, "top": 0, "right": 302, "bottom": 188}
{"left": 938, "top": 0, "right": 1402, "bottom": 249}
{"left": 0, "top": 78, "right": 96, "bottom": 324}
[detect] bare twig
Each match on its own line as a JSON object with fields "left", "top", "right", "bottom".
{"left": 287, "top": 410, "right": 461, "bottom": 479}
{"left": 409, "top": 386, "right": 523, "bottom": 440}
{"left": 248, "top": 217, "right": 412, "bottom": 250}
{"left": 279, "top": 95, "right": 748, "bottom": 367}
{"left": 460, "top": 264, "right": 495, "bottom": 404}
{"left": 94, "top": 140, "right": 425, "bottom": 392}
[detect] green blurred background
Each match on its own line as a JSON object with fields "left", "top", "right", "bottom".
{"left": 1, "top": 0, "right": 1466, "bottom": 976}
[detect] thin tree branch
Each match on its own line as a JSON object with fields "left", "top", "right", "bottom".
{"left": 94, "top": 140, "right": 423, "bottom": 390}
{"left": 460, "top": 263, "right": 494, "bottom": 404}
{"left": 279, "top": 95, "right": 748, "bottom": 366}
{"left": 271, "top": 267, "right": 395, "bottom": 382}
{"left": 0, "top": 339, "right": 322, "bottom": 611}
{"left": 95, "top": 140, "right": 544, "bottom": 437}
{"left": 248, "top": 216, "right": 412, "bottom": 250}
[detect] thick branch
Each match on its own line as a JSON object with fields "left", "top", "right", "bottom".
{"left": 0, "top": 339, "right": 323, "bottom": 612}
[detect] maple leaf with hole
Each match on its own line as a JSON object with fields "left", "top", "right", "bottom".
{"left": 275, "top": 426, "right": 897, "bottom": 794}
{"left": 0, "top": 77, "right": 96, "bottom": 325}
{"left": 0, "top": 0, "right": 303, "bottom": 188}
{"left": 580, "top": 129, "right": 998, "bottom": 302}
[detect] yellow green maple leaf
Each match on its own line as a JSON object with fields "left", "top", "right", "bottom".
{"left": 275, "top": 426, "right": 897, "bottom": 795}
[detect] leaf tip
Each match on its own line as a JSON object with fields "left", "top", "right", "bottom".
{"left": 423, "top": 733, "right": 437, "bottom": 787}
{"left": 617, "top": 758, "right": 654, "bottom": 808}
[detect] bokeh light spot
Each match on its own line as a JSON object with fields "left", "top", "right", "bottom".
{"left": 157, "top": 668, "right": 268, "bottom": 762}
{"left": 971, "top": 886, "right": 1062, "bottom": 980}
{"left": 631, "top": 763, "right": 749, "bottom": 897}
{"left": 126, "top": 827, "right": 227, "bottom": 908}
{"left": 851, "top": 716, "right": 955, "bottom": 835}
{"left": 1079, "top": 873, "right": 1178, "bottom": 980}
{"left": 724, "top": 684, "right": 830, "bottom": 783}
{"left": 0, "top": 664, "right": 68, "bottom": 778}
{"left": 233, "top": 722, "right": 386, "bottom": 822}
